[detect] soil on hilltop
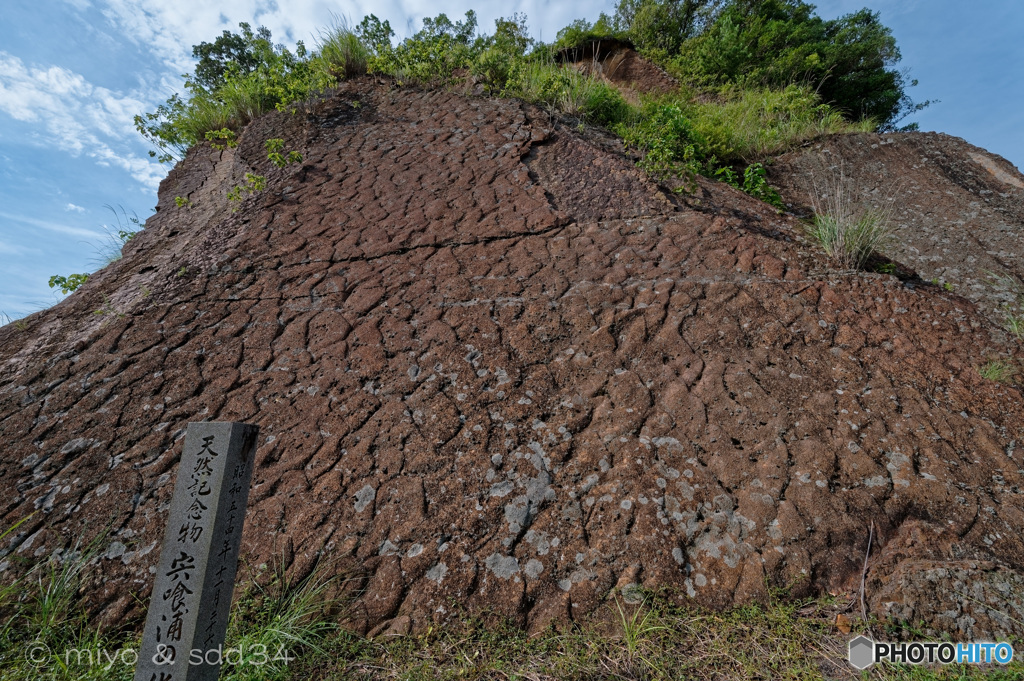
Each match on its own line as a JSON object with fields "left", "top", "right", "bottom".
{"left": 1, "top": 74, "right": 1023, "bottom": 641}
{"left": 556, "top": 38, "right": 679, "bottom": 100}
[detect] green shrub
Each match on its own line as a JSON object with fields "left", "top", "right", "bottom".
{"left": 355, "top": 15, "right": 396, "bottom": 56}
{"left": 686, "top": 84, "right": 868, "bottom": 163}
{"left": 553, "top": 14, "right": 618, "bottom": 51}
{"left": 368, "top": 11, "right": 479, "bottom": 85}
{"left": 472, "top": 48, "right": 515, "bottom": 88}
{"left": 471, "top": 14, "right": 533, "bottom": 90}
{"left": 615, "top": 101, "right": 703, "bottom": 185}
{"left": 264, "top": 138, "right": 302, "bottom": 168}
{"left": 48, "top": 274, "right": 89, "bottom": 295}
{"left": 613, "top": 0, "right": 722, "bottom": 55}
{"left": 583, "top": 80, "right": 632, "bottom": 127}
{"left": 136, "top": 23, "right": 335, "bottom": 162}
{"left": 668, "top": 0, "right": 930, "bottom": 130}
{"left": 717, "top": 162, "right": 784, "bottom": 209}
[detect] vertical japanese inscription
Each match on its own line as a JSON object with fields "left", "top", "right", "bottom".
{"left": 134, "top": 422, "right": 259, "bottom": 681}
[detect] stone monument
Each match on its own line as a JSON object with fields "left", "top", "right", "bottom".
{"left": 133, "top": 421, "right": 259, "bottom": 681}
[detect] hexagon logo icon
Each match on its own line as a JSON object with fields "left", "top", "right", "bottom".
{"left": 849, "top": 635, "right": 875, "bottom": 669}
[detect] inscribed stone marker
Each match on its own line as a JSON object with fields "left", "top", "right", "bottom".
{"left": 134, "top": 421, "right": 259, "bottom": 681}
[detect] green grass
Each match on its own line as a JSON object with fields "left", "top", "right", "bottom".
{"left": 1006, "top": 312, "right": 1024, "bottom": 341}
{"left": 219, "top": 558, "right": 343, "bottom": 681}
{"left": 2, "top": 539, "right": 1020, "bottom": 681}
{"left": 315, "top": 17, "right": 369, "bottom": 82}
{"left": 805, "top": 168, "right": 897, "bottom": 270}
{"left": 506, "top": 61, "right": 630, "bottom": 126}
{"left": 687, "top": 85, "right": 873, "bottom": 164}
{"left": 978, "top": 360, "right": 1016, "bottom": 383}
{"left": 808, "top": 210, "right": 894, "bottom": 270}
{"left": 302, "top": 591, "right": 1021, "bottom": 681}
{"left": 91, "top": 205, "right": 142, "bottom": 268}
{"left": 0, "top": 528, "right": 136, "bottom": 681}
{"left": 0, "top": 519, "right": 342, "bottom": 681}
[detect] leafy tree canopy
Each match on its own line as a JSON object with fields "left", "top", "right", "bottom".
{"left": 355, "top": 15, "right": 396, "bottom": 55}
{"left": 614, "top": 0, "right": 726, "bottom": 54}
{"left": 671, "top": 0, "right": 929, "bottom": 128}
{"left": 191, "top": 22, "right": 307, "bottom": 93}
{"left": 136, "top": 22, "right": 325, "bottom": 161}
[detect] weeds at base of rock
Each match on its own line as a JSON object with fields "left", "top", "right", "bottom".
{"left": 3, "top": 565, "right": 1020, "bottom": 681}
{"left": 300, "top": 589, "right": 1022, "bottom": 681}
{"left": 0, "top": 526, "right": 344, "bottom": 681}
{"left": 3, "top": 517, "right": 1020, "bottom": 681}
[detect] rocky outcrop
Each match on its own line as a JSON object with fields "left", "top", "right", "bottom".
{"left": 1, "top": 78, "right": 1022, "bottom": 639}
{"left": 771, "top": 132, "right": 1024, "bottom": 337}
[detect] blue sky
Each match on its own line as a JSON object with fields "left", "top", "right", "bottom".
{"left": 1, "top": 1, "right": 1021, "bottom": 320}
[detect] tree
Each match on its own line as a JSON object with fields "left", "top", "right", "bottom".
{"left": 192, "top": 23, "right": 277, "bottom": 92}
{"left": 673, "top": 0, "right": 929, "bottom": 128}
{"left": 355, "top": 15, "right": 395, "bottom": 55}
{"left": 368, "top": 11, "right": 481, "bottom": 84}
{"left": 136, "top": 23, "right": 324, "bottom": 162}
{"left": 489, "top": 13, "right": 532, "bottom": 56}
{"left": 614, "top": 0, "right": 726, "bottom": 54}
{"left": 553, "top": 14, "right": 617, "bottom": 51}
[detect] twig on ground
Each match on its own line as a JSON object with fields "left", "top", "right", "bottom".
{"left": 860, "top": 520, "right": 874, "bottom": 626}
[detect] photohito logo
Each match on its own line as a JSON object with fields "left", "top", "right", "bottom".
{"left": 848, "top": 636, "right": 1015, "bottom": 669}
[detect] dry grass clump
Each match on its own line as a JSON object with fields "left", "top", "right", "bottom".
{"left": 807, "top": 165, "right": 898, "bottom": 270}
{"left": 315, "top": 16, "right": 369, "bottom": 81}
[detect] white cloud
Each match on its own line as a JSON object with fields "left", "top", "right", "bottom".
{"left": 0, "top": 239, "right": 28, "bottom": 256}
{"left": 0, "top": 211, "right": 107, "bottom": 240}
{"left": 65, "top": 203, "right": 86, "bottom": 213}
{"left": 91, "top": 0, "right": 618, "bottom": 66}
{"left": 1, "top": 1, "right": 619, "bottom": 199}
{"left": 0, "top": 52, "right": 164, "bottom": 190}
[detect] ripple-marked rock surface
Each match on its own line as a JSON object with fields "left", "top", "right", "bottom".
{"left": 1, "top": 78, "right": 1022, "bottom": 639}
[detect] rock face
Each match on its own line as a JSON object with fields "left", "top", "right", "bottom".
{"left": 771, "top": 132, "right": 1024, "bottom": 334}
{"left": 1, "top": 78, "right": 1023, "bottom": 639}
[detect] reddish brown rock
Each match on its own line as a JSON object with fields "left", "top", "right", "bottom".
{"left": 771, "top": 131, "right": 1024, "bottom": 334}
{"left": 1, "top": 78, "right": 1022, "bottom": 639}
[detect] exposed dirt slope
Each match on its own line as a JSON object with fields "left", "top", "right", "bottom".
{"left": 771, "top": 132, "right": 1024, "bottom": 335}
{"left": 1, "top": 79, "right": 1022, "bottom": 640}
{"left": 558, "top": 39, "right": 679, "bottom": 99}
